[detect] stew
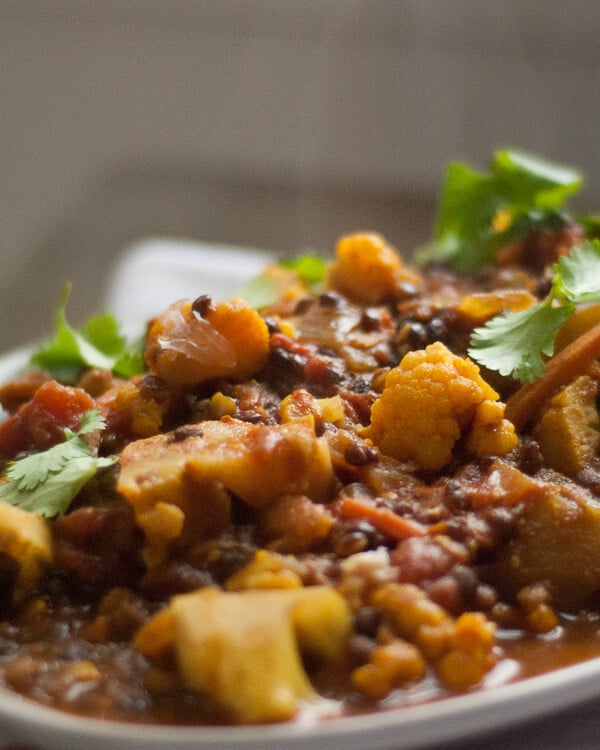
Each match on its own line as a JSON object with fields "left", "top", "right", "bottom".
{"left": 0, "top": 153, "right": 600, "bottom": 727}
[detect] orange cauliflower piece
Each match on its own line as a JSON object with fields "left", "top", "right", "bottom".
{"left": 326, "top": 232, "right": 421, "bottom": 304}
{"left": 363, "top": 342, "right": 517, "bottom": 471}
{"left": 145, "top": 297, "right": 269, "bottom": 386}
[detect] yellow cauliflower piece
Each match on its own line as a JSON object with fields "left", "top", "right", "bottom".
{"left": 326, "top": 232, "right": 421, "bottom": 304}
{"left": 363, "top": 342, "right": 516, "bottom": 471}
{"left": 135, "top": 586, "right": 351, "bottom": 723}
{"left": 0, "top": 503, "right": 52, "bottom": 602}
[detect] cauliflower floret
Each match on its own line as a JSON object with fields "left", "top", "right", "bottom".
{"left": 363, "top": 342, "right": 516, "bottom": 471}
{"left": 326, "top": 232, "right": 421, "bottom": 305}
{"left": 145, "top": 297, "right": 269, "bottom": 386}
{"left": 135, "top": 586, "right": 351, "bottom": 723}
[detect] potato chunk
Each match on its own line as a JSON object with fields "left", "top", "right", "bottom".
{"left": 117, "top": 417, "right": 334, "bottom": 562}
{"left": 532, "top": 374, "right": 600, "bottom": 479}
{"left": 489, "top": 482, "right": 600, "bottom": 611}
{"left": 0, "top": 503, "right": 52, "bottom": 602}
{"left": 136, "top": 586, "right": 351, "bottom": 723}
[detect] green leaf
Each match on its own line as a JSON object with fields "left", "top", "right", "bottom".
{"left": 416, "top": 149, "right": 584, "bottom": 273}
{"left": 491, "top": 150, "right": 583, "bottom": 210}
{"left": 239, "top": 253, "right": 327, "bottom": 309}
{"left": 0, "top": 408, "right": 116, "bottom": 517}
{"left": 434, "top": 162, "right": 503, "bottom": 242}
{"left": 30, "top": 285, "right": 145, "bottom": 380}
{"left": 74, "top": 408, "right": 107, "bottom": 436}
{"left": 238, "top": 273, "right": 281, "bottom": 309}
{"left": 0, "top": 454, "right": 115, "bottom": 517}
{"left": 81, "top": 313, "right": 127, "bottom": 358}
{"left": 577, "top": 214, "right": 600, "bottom": 238}
{"left": 113, "top": 348, "right": 146, "bottom": 379}
{"left": 550, "top": 241, "right": 600, "bottom": 306}
{"left": 279, "top": 255, "right": 327, "bottom": 287}
{"left": 468, "top": 240, "right": 600, "bottom": 383}
{"left": 6, "top": 440, "right": 78, "bottom": 492}
{"left": 468, "top": 298, "right": 572, "bottom": 383}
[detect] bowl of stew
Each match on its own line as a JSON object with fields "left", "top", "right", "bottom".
{"left": 1, "top": 150, "right": 600, "bottom": 749}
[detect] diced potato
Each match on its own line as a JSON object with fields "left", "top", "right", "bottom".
{"left": 532, "top": 374, "right": 600, "bottom": 479}
{"left": 137, "top": 586, "right": 351, "bottom": 723}
{"left": 117, "top": 417, "right": 334, "bottom": 562}
{"left": 119, "top": 416, "right": 334, "bottom": 510}
{"left": 0, "top": 503, "right": 52, "bottom": 601}
{"left": 258, "top": 495, "right": 335, "bottom": 553}
{"left": 554, "top": 302, "right": 600, "bottom": 351}
{"left": 488, "top": 482, "right": 600, "bottom": 610}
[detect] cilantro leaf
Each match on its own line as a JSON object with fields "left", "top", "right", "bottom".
{"left": 1, "top": 455, "right": 115, "bottom": 517}
{"left": 416, "top": 149, "right": 583, "bottom": 273}
{"left": 239, "top": 254, "right": 327, "bottom": 309}
{"left": 0, "top": 409, "right": 116, "bottom": 517}
{"left": 238, "top": 273, "right": 281, "bottom": 309}
{"left": 70, "top": 408, "right": 106, "bottom": 437}
{"left": 469, "top": 240, "right": 600, "bottom": 382}
{"left": 491, "top": 149, "right": 583, "bottom": 210}
{"left": 279, "top": 255, "right": 327, "bottom": 288}
{"left": 30, "top": 285, "right": 145, "bottom": 380}
{"left": 468, "top": 299, "right": 572, "bottom": 382}
{"left": 550, "top": 243, "right": 600, "bottom": 305}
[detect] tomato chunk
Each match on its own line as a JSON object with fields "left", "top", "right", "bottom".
{"left": 0, "top": 380, "right": 94, "bottom": 456}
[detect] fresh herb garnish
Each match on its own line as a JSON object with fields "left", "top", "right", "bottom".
{"left": 238, "top": 273, "right": 281, "bottom": 310}
{"left": 469, "top": 240, "right": 600, "bottom": 382}
{"left": 279, "top": 255, "right": 327, "bottom": 288}
{"left": 239, "top": 254, "right": 327, "bottom": 308}
{"left": 31, "top": 285, "right": 145, "bottom": 381}
{"left": 0, "top": 409, "right": 116, "bottom": 517}
{"left": 415, "top": 149, "right": 583, "bottom": 273}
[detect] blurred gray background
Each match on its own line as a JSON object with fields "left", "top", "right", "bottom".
{"left": 2, "top": 0, "right": 600, "bottom": 350}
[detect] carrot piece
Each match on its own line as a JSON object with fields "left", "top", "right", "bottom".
{"left": 339, "top": 496, "right": 428, "bottom": 541}
{"left": 505, "top": 320, "right": 600, "bottom": 431}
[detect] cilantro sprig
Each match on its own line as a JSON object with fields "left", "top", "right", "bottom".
{"left": 239, "top": 254, "right": 327, "bottom": 309}
{"left": 468, "top": 241, "right": 600, "bottom": 382}
{"left": 415, "top": 149, "right": 583, "bottom": 273}
{"left": 30, "top": 285, "right": 145, "bottom": 381}
{"left": 0, "top": 409, "right": 116, "bottom": 517}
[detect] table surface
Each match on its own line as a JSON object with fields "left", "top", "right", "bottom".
{"left": 441, "top": 697, "right": 600, "bottom": 750}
